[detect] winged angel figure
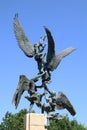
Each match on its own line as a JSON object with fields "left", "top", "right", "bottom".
{"left": 14, "top": 14, "right": 75, "bottom": 82}
{"left": 12, "top": 72, "right": 46, "bottom": 109}
{"left": 44, "top": 91, "right": 76, "bottom": 126}
{"left": 43, "top": 91, "right": 76, "bottom": 116}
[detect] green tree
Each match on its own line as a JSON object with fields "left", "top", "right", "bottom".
{"left": 47, "top": 117, "right": 87, "bottom": 130}
{"left": 0, "top": 109, "right": 28, "bottom": 130}
{"left": 0, "top": 109, "right": 87, "bottom": 130}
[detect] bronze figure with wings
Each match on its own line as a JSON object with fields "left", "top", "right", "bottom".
{"left": 14, "top": 14, "right": 46, "bottom": 74}
{"left": 12, "top": 14, "right": 76, "bottom": 125}
{"left": 14, "top": 14, "right": 75, "bottom": 81}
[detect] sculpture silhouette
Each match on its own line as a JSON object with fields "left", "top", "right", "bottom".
{"left": 13, "top": 14, "right": 76, "bottom": 126}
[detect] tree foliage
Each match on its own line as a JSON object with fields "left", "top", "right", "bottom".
{"left": 0, "top": 109, "right": 87, "bottom": 130}
{"left": 47, "top": 117, "right": 87, "bottom": 130}
{"left": 0, "top": 109, "right": 28, "bottom": 130}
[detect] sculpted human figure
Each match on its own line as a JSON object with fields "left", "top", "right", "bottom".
{"left": 25, "top": 92, "right": 45, "bottom": 113}
{"left": 33, "top": 35, "right": 46, "bottom": 74}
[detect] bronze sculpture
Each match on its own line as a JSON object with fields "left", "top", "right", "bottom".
{"left": 12, "top": 14, "right": 76, "bottom": 126}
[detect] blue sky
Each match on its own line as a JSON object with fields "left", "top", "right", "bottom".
{"left": 0, "top": 0, "right": 87, "bottom": 127}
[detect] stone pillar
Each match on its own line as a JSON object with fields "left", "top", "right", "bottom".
{"left": 24, "top": 113, "right": 47, "bottom": 130}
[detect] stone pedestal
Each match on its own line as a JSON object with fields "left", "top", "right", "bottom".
{"left": 24, "top": 113, "right": 47, "bottom": 130}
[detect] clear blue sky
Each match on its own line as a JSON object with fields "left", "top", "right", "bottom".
{"left": 0, "top": 0, "right": 87, "bottom": 127}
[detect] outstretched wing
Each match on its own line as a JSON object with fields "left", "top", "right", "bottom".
{"left": 12, "top": 75, "right": 30, "bottom": 109}
{"left": 56, "top": 91, "right": 76, "bottom": 116}
{"left": 44, "top": 26, "right": 55, "bottom": 64}
{"left": 47, "top": 47, "right": 76, "bottom": 71}
{"left": 44, "top": 26, "right": 76, "bottom": 71}
{"left": 14, "top": 14, "right": 34, "bottom": 57}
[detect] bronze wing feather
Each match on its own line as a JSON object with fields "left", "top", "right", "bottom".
{"left": 56, "top": 91, "right": 76, "bottom": 116}
{"left": 14, "top": 14, "right": 34, "bottom": 57}
{"left": 44, "top": 27, "right": 76, "bottom": 71}
{"left": 12, "top": 75, "right": 30, "bottom": 109}
{"left": 49, "top": 47, "right": 76, "bottom": 71}
{"left": 44, "top": 26, "right": 55, "bottom": 64}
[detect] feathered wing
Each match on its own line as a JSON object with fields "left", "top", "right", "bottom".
{"left": 56, "top": 91, "right": 76, "bottom": 116}
{"left": 44, "top": 26, "right": 55, "bottom": 63}
{"left": 14, "top": 14, "right": 34, "bottom": 57}
{"left": 12, "top": 75, "right": 30, "bottom": 109}
{"left": 47, "top": 47, "right": 76, "bottom": 71}
{"left": 44, "top": 26, "right": 75, "bottom": 71}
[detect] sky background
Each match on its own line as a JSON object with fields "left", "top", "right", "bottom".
{"left": 0, "top": 0, "right": 87, "bottom": 127}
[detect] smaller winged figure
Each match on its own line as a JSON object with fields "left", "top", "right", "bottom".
{"left": 12, "top": 72, "right": 45, "bottom": 109}
{"left": 43, "top": 91, "right": 76, "bottom": 116}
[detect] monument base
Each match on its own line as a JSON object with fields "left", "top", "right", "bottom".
{"left": 24, "top": 113, "right": 47, "bottom": 130}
